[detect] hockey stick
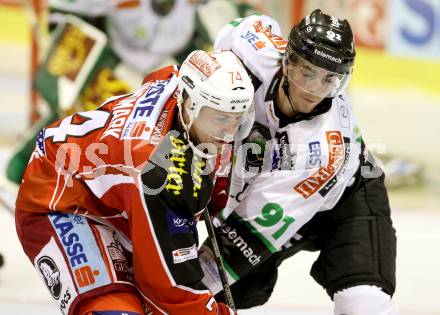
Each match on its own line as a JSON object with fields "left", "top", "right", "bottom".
{"left": 203, "top": 209, "right": 236, "bottom": 312}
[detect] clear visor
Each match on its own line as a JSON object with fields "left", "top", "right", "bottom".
{"left": 282, "top": 52, "right": 351, "bottom": 98}
{"left": 191, "top": 104, "right": 255, "bottom": 143}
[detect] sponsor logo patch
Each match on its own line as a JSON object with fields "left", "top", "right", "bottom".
{"left": 165, "top": 135, "right": 188, "bottom": 196}
{"left": 330, "top": 16, "right": 341, "bottom": 28}
{"left": 167, "top": 210, "right": 195, "bottom": 235}
{"left": 241, "top": 30, "right": 266, "bottom": 50}
{"left": 252, "top": 20, "right": 287, "bottom": 52}
{"left": 221, "top": 224, "right": 261, "bottom": 266}
{"left": 49, "top": 213, "right": 110, "bottom": 293}
{"left": 191, "top": 155, "right": 205, "bottom": 198}
{"left": 308, "top": 141, "right": 322, "bottom": 167}
{"left": 37, "top": 256, "right": 62, "bottom": 300}
{"left": 276, "top": 131, "right": 295, "bottom": 170}
{"left": 101, "top": 76, "right": 175, "bottom": 140}
{"left": 314, "top": 49, "right": 342, "bottom": 64}
{"left": 100, "top": 82, "right": 152, "bottom": 140}
{"left": 188, "top": 50, "right": 221, "bottom": 78}
{"left": 59, "top": 288, "right": 72, "bottom": 314}
{"left": 122, "top": 78, "right": 173, "bottom": 140}
{"left": 182, "top": 75, "right": 195, "bottom": 89}
{"left": 294, "top": 131, "right": 345, "bottom": 198}
{"left": 172, "top": 244, "right": 198, "bottom": 264}
{"left": 149, "top": 110, "right": 169, "bottom": 145}
{"left": 318, "top": 137, "right": 351, "bottom": 197}
{"left": 106, "top": 232, "right": 132, "bottom": 281}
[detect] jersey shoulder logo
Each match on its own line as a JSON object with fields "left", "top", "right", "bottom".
{"left": 252, "top": 20, "right": 287, "bottom": 53}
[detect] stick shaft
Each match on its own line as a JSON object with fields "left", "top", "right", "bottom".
{"left": 203, "top": 209, "right": 236, "bottom": 311}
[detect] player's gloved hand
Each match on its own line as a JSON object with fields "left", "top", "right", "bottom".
{"left": 217, "top": 302, "right": 237, "bottom": 315}
{"left": 211, "top": 206, "right": 234, "bottom": 228}
{"left": 208, "top": 176, "right": 229, "bottom": 218}
{"left": 212, "top": 213, "right": 225, "bottom": 228}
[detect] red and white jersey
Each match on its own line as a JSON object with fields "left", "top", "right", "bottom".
{"left": 16, "top": 65, "right": 232, "bottom": 314}
{"left": 214, "top": 15, "right": 364, "bottom": 251}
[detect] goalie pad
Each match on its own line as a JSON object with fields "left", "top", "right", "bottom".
{"left": 36, "top": 15, "right": 108, "bottom": 111}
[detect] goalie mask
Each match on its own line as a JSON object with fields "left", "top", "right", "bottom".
{"left": 177, "top": 50, "right": 255, "bottom": 155}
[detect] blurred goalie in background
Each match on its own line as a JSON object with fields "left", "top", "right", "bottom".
{"left": 5, "top": 0, "right": 263, "bottom": 185}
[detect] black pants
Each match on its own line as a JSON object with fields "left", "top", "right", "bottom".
{"left": 216, "top": 172, "right": 397, "bottom": 309}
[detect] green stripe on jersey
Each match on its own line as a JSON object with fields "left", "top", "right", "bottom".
{"left": 232, "top": 212, "right": 277, "bottom": 253}
{"left": 222, "top": 257, "right": 240, "bottom": 281}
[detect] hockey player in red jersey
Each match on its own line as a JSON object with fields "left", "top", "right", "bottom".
{"left": 200, "top": 9, "right": 399, "bottom": 315}
{"left": 15, "top": 49, "right": 254, "bottom": 315}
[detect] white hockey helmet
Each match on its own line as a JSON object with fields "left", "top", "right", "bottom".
{"left": 177, "top": 50, "right": 255, "bottom": 144}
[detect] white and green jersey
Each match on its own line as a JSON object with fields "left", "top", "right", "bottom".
{"left": 201, "top": 15, "right": 364, "bottom": 293}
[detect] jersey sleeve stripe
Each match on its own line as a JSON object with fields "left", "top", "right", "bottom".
{"left": 138, "top": 290, "right": 169, "bottom": 315}
{"left": 52, "top": 172, "right": 74, "bottom": 211}
{"left": 175, "top": 284, "right": 210, "bottom": 295}
{"left": 48, "top": 166, "right": 65, "bottom": 211}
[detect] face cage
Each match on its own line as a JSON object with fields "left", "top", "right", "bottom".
{"left": 282, "top": 53, "right": 352, "bottom": 98}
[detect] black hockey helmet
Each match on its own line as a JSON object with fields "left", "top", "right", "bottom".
{"left": 285, "top": 9, "right": 355, "bottom": 74}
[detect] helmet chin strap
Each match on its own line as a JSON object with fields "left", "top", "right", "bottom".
{"left": 281, "top": 75, "right": 298, "bottom": 116}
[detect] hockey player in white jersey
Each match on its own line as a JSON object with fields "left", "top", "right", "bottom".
{"left": 199, "top": 9, "right": 399, "bottom": 315}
